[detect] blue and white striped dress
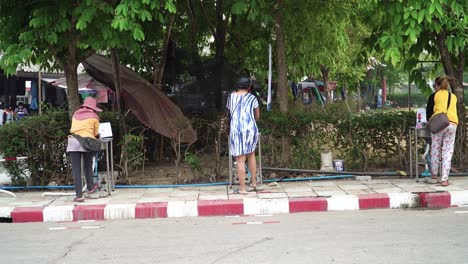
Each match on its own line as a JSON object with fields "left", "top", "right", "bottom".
{"left": 227, "top": 92, "right": 259, "bottom": 156}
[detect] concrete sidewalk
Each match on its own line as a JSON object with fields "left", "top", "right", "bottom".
{"left": 2, "top": 177, "right": 468, "bottom": 223}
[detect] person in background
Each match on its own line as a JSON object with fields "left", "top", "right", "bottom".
{"left": 4, "top": 106, "right": 14, "bottom": 124}
{"left": 227, "top": 76, "right": 261, "bottom": 194}
{"left": 66, "top": 97, "right": 102, "bottom": 202}
{"left": 425, "top": 76, "right": 458, "bottom": 187}
{"left": 14, "top": 102, "right": 29, "bottom": 121}
{"left": 0, "top": 104, "right": 5, "bottom": 126}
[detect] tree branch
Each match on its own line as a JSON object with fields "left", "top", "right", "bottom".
{"left": 199, "top": 0, "right": 218, "bottom": 42}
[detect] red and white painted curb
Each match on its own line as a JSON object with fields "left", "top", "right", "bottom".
{"left": 1, "top": 191, "right": 468, "bottom": 223}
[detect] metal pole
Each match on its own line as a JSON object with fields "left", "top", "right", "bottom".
{"left": 38, "top": 69, "right": 42, "bottom": 115}
{"left": 258, "top": 133, "right": 263, "bottom": 185}
{"left": 110, "top": 139, "right": 115, "bottom": 191}
{"left": 409, "top": 128, "right": 413, "bottom": 179}
{"left": 106, "top": 143, "right": 111, "bottom": 196}
{"left": 228, "top": 135, "right": 233, "bottom": 188}
{"left": 408, "top": 70, "right": 411, "bottom": 112}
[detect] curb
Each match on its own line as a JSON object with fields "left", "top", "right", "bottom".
{"left": 2, "top": 191, "right": 468, "bottom": 223}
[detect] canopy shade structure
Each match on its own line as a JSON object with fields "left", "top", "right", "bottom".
{"left": 51, "top": 73, "right": 111, "bottom": 103}
{"left": 82, "top": 54, "right": 197, "bottom": 143}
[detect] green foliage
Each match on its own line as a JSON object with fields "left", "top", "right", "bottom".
{"left": 0, "top": 111, "right": 70, "bottom": 186}
{"left": 0, "top": 110, "right": 147, "bottom": 186}
{"left": 257, "top": 103, "right": 415, "bottom": 170}
{"left": 185, "top": 152, "right": 202, "bottom": 175}
{"left": 120, "top": 132, "right": 146, "bottom": 170}
{"left": 387, "top": 93, "right": 428, "bottom": 108}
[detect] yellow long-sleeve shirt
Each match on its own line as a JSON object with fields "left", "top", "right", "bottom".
{"left": 426, "top": 90, "right": 458, "bottom": 125}
{"left": 70, "top": 118, "right": 100, "bottom": 138}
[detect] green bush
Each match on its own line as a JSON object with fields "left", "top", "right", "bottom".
{"left": 0, "top": 110, "right": 143, "bottom": 186}
{"left": 257, "top": 103, "right": 415, "bottom": 170}
{"left": 0, "top": 111, "right": 70, "bottom": 185}
{"left": 387, "top": 93, "right": 427, "bottom": 108}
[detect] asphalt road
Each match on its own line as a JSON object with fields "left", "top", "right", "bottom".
{"left": 1, "top": 208, "right": 468, "bottom": 264}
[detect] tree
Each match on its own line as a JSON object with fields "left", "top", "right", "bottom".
{"left": 0, "top": 0, "right": 175, "bottom": 116}
{"left": 369, "top": 0, "right": 467, "bottom": 165}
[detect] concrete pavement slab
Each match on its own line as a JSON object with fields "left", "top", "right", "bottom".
{"left": 343, "top": 189, "right": 377, "bottom": 195}
{"left": 198, "top": 194, "right": 229, "bottom": 200}
{"left": 430, "top": 185, "right": 463, "bottom": 191}
{"left": 311, "top": 185, "right": 342, "bottom": 191}
{"left": 108, "top": 198, "right": 140, "bottom": 204}
{"left": 315, "top": 190, "right": 348, "bottom": 196}
{"left": 306, "top": 181, "right": 337, "bottom": 187}
{"left": 365, "top": 179, "right": 391, "bottom": 184}
{"left": 366, "top": 183, "right": 396, "bottom": 189}
{"left": 374, "top": 188, "right": 405, "bottom": 194}
{"left": 257, "top": 192, "right": 288, "bottom": 199}
{"left": 198, "top": 186, "right": 227, "bottom": 191}
{"left": 168, "top": 195, "right": 199, "bottom": 201}
{"left": 338, "top": 184, "right": 370, "bottom": 190}
{"left": 400, "top": 187, "right": 437, "bottom": 193}
{"left": 170, "top": 191, "right": 199, "bottom": 197}
{"left": 280, "top": 182, "right": 313, "bottom": 192}
{"left": 286, "top": 192, "right": 318, "bottom": 198}
{"left": 142, "top": 188, "right": 174, "bottom": 193}
{"left": 138, "top": 197, "right": 170, "bottom": 203}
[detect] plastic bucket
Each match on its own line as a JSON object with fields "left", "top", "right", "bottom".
{"left": 333, "top": 159, "right": 344, "bottom": 171}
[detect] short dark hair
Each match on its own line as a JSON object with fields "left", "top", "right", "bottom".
{"left": 237, "top": 76, "right": 252, "bottom": 90}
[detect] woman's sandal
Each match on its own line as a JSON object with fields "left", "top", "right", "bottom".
{"left": 440, "top": 181, "right": 449, "bottom": 187}
{"left": 249, "top": 185, "right": 264, "bottom": 192}
{"left": 233, "top": 189, "right": 249, "bottom": 195}
{"left": 73, "top": 197, "right": 85, "bottom": 203}
{"left": 87, "top": 186, "right": 98, "bottom": 194}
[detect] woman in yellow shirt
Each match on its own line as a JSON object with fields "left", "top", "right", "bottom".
{"left": 66, "top": 97, "right": 102, "bottom": 202}
{"left": 425, "top": 76, "right": 458, "bottom": 187}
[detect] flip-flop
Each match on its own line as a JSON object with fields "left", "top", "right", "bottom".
{"left": 249, "top": 185, "right": 264, "bottom": 192}
{"left": 73, "top": 197, "right": 85, "bottom": 203}
{"left": 233, "top": 189, "right": 248, "bottom": 195}
{"left": 439, "top": 181, "right": 449, "bottom": 187}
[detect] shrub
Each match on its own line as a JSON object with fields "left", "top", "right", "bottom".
{"left": 257, "top": 103, "right": 415, "bottom": 170}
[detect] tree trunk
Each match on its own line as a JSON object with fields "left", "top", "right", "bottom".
{"left": 111, "top": 48, "right": 122, "bottom": 114}
{"left": 214, "top": 0, "right": 227, "bottom": 110}
{"left": 320, "top": 65, "right": 330, "bottom": 104}
{"left": 187, "top": 0, "right": 204, "bottom": 81}
{"left": 62, "top": 50, "right": 79, "bottom": 119}
{"left": 275, "top": 0, "right": 290, "bottom": 166}
{"left": 153, "top": 13, "right": 176, "bottom": 89}
{"left": 436, "top": 31, "right": 466, "bottom": 166}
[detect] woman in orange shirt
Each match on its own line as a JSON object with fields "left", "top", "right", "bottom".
{"left": 66, "top": 97, "right": 102, "bottom": 202}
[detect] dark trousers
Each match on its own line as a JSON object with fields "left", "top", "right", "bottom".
{"left": 69, "top": 152, "right": 95, "bottom": 198}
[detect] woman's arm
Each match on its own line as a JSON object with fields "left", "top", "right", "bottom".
{"left": 426, "top": 93, "right": 435, "bottom": 119}
{"left": 94, "top": 119, "right": 100, "bottom": 138}
{"left": 254, "top": 107, "right": 260, "bottom": 120}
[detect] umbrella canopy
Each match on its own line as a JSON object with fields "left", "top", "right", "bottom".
{"left": 52, "top": 73, "right": 110, "bottom": 103}
{"left": 83, "top": 54, "right": 196, "bottom": 143}
{"left": 52, "top": 73, "right": 108, "bottom": 91}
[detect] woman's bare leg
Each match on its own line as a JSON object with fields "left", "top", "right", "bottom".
{"left": 246, "top": 152, "right": 257, "bottom": 186}
{"left": 236, "top": 155, "right": 247, "bottom": 192}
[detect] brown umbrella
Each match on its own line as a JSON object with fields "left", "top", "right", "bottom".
{"left": 83, "top": 54, "right": 196, "bottom": 143}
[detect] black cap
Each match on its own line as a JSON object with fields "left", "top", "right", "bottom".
{"left": 237, "top": 76, "right": 252, "bottom": 89}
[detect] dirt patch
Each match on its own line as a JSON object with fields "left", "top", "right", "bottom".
{"left": 124, "top": 155, "right": 232, "bottom": 185}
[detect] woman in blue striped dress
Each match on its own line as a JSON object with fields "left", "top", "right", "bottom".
{"left": 227, "top": 77, "right": 260, "bottom": 194}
